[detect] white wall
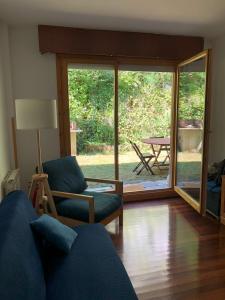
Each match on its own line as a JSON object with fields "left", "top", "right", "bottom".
{"left": 6, "top": 25, "right": 224, "bottom": 188}
{"left": 208, "top": 34, "right": 225, "bottom": 163}
{"left": 9, "top": 26, "right": 60, "bottom": 189}
{"left": 0, "top": 22, "right": 12, "bottom": 199}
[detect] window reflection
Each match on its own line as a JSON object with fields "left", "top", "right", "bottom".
{"left": 176, "top": 58, "right": 206, "bottom": 203}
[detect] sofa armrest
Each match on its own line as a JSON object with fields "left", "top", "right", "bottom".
{"left": 51, "top": 190, "right": 95, "bottom": 223}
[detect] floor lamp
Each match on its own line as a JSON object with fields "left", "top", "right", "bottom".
{"left": 15, "top": 99, "right": 58, "bottom": 216}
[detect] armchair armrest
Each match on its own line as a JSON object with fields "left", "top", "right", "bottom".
{"left": 51, "top": 190, "right": 95, "bottom": 223}
{"left": 85, "top": 177, "right": 121, "bottom": 184}
{"left": 84, "top": 178, "right": 123, "bottom": 196}
{"left": 52, "top": 190, "right": 93, "bottom": 201}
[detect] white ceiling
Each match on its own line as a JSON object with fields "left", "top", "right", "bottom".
{"left": 0, "top": 0, "right": 225, "bottom": 38}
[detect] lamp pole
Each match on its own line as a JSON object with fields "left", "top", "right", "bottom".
{"left": 37, "top": 129, "right": 43, "bottom": 173}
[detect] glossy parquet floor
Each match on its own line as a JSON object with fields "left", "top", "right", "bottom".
{"left": 106, "top": 198, "right": 225, "bottom": 300}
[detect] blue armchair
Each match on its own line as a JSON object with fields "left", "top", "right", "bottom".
{"left": 42, "top": 156, "right": 123, "bottom": 227}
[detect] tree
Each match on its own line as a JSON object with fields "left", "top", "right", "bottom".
{"left": 68, "top": 68, "right": 204, "bottom": 153}
{"left": 179, "top": 72, "right": 206, "bottom": 120}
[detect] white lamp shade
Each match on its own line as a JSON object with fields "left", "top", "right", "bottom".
{"left": 15, "top": 99, "right": 57, "bottom": 130}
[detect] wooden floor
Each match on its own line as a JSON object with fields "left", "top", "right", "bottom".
{"left": 106, "top": 198, "right": 225, "bottom": 300}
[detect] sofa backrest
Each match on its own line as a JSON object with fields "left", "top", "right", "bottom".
{"left": 0, "top": 191, "right": 46, "bottom": 300}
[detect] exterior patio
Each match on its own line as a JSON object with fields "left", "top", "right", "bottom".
{"left": 77, "top": 151, "right": 169, "bottom": 192}
{"left": 75, "top": 150, "right": 201, "bottom": 192}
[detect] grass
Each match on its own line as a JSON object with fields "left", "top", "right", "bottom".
{"left": 76, "top": 151, "right": 202, "bottom": 188}
{"left": 76, "top": 151, "right": 169, "bottom": 187}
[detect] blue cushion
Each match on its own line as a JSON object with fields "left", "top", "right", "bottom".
{"left": 31, "top": 214, "right": 78, "bottom": 254}
{"left": 207, "top": 180, "right": 219, "bottom": 191}
{"left": 46, "top": 224, "right": 138, "bottom": 300}
{"left": 211, "top": 186, "right": 221, "bottom": 193}
{"left": 0, "top": 191, "right": 46, "bottom": 300}
{"left": 43, "top": 156, "right": 87, "bottom": 197}
{"left": 56, "top": 191, "right": 122, "bottom": 222}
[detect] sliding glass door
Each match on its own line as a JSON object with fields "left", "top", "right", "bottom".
{"left": 118, "top": 67, "right": 174, "bottom": 192}
{"left": 68, "top": 64, "right": 115, "bottom": 190}
{"left": 66, "top": 62, "right": 175, "bottom": 193}
{"left": 57, "top": 51, "right": 211, "bottom": 201}
{"left": 174, "top": 51, "right": 211, "bottom": 213}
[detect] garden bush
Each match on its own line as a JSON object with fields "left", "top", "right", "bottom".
{"left": 68, "top": 68, "right": 205, "bottom": 154}
{"left": 76, "top": 119, "right": 114, "bottom": 153}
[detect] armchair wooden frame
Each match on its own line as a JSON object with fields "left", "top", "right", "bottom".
{"left": 45, "top": 177, "right": 123, "bottom": 227}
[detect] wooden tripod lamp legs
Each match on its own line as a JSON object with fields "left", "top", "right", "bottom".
{"left": 29, "top": 174, "right": 57, "bottom": 217}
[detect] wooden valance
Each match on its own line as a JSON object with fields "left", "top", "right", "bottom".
{"left": 38, "top": 25, "right": 204, "bottom": 61}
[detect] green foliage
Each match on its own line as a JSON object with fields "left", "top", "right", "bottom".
{"left": 76, "top": 119, "right": 114, "bottom": 153}
{"left": 69, "top": 69, "right": 114, "bottom": 120}
{"left": 179, "top": 72, "right": 206, "bottom": 120}
{"left": 68, "top": 69, "right": 114, "bottom": 153}
{"left": 68, "top": 68, "right": 205, "bottom": 153}
{"left": 118, "top": 72, "right": 172, "bottom": 150}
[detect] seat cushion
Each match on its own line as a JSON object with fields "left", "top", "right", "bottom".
{"left": 0, "top": 191, "right": 46, "bottom": 300}
{"left": 56, "top": 191, "right": 122, "bottom": 222}
{"left": 43, "top": 156, "right": 87, "bottom": 196}
{"left": 46, "top": 224, "right": 138, "bottom": 300}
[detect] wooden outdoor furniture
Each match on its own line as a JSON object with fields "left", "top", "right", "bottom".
{"left": 129, "top": 140, "right": 155, "bottom": 175}
{"left": 142, "top": 137, "right": 170, "bottom": 170}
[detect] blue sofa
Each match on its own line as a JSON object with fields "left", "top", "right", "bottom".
{"left": 0, "top": 191, "right": 137, "bottom": 300}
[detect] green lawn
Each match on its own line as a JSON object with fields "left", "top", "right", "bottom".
{"left": 76, "top": 151, "right": 201, "bottom": 188}
{"left": 80, "top": 161, "right": 168, "bottom": 184}
{"left": 77, "top": 151, "right": 169, "bottom": 187}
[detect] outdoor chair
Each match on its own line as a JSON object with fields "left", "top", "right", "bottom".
{"left": 129, "top": 140, "right": 155, "bottom": 175}
{"left": 42, "top": 156, "right": 123, "bottom": 227}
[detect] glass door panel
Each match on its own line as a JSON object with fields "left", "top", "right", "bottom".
{"left": 68, "top": 64, "right": 115, "bottom": 191}
{"left": 118, "top": 68, "right": 173, "bottom": 192}
{"left": 175, "top": 51, "right": 210, "bottom": 212}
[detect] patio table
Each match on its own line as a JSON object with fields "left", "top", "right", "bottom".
{"left": 142, "top": 137, "right": 170, "bottom": 169}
